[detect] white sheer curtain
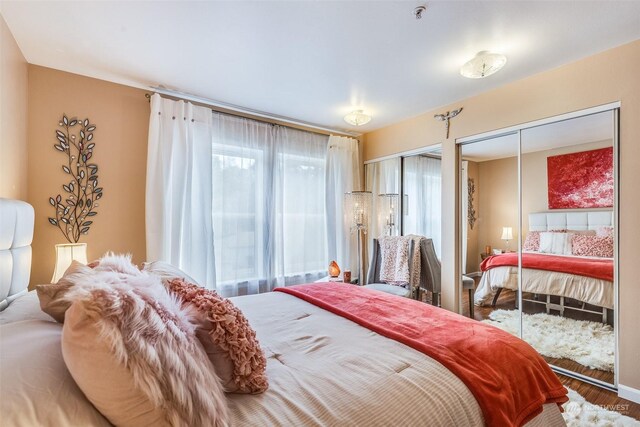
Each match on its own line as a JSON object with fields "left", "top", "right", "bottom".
{"left": 325, "top": 135, "right": 361, "bottom": 276}
{"left": 146, "top": 94, "right": 216, "bottom": 287}
{"left": 403, "top": 156, "right": 442, "bottom": 257}
{"left": 147, "top": 94, "right": 329, "bottom": 295}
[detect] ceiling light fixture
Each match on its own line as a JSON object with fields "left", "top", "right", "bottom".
{"left": 460, "top": 51, "right": 507, "bottom": 79}
{"left": 344, "top": 110, "right": 372, "bottom": 126}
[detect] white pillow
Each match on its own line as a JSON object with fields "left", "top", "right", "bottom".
{"left": 539, "top": 232, "right": 574, "bottom": 255}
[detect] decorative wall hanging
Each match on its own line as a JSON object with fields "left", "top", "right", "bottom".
{"left": 48, "top": 115, "right": 102, "bottom": 243}
{"left": 434, "top": 107, "right": 463, "bottom": 139}
{"left": 467, "top": 177, "right": 477, "bottom": 230}
{"left": 547, "top": 147, "right": 613, "bottom": 209}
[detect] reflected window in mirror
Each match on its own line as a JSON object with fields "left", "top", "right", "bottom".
{"left": 365, "top": 158, "right": 400, "bottom": 240}
{"left": 402, "top": 155, "right": 442, "bottom": 257}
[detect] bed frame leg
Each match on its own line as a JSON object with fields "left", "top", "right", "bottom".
{"left": 491, "top": 288, "right": 502, "bottom": 307}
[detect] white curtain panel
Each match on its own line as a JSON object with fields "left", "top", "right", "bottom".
{"left": 146, "top": 94, "right": 329, "bottom": 295}
{"left": 325, "top": 135, "right": 362, "bottom": 277}
{"left": 403, "top": 156, "right": 442, "bottom": 257}
{"left": 146, "top": 94, "right": 216, "bottom": 287}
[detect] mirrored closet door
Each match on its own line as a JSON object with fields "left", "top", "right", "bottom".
{"left": 519, "top": 111, "right": 616, "bottom": 387}
{"left": 460, "top": 133, "right": 520, "bottom": 321}
{"left": 459, "top": 107, "right": 618, "bottom": 389}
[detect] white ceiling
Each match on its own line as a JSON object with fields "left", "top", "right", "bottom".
{"left": 2, "top": 1, "right": 640, "bottom": 133}
{"left": 461, "top": 110, "right": 614, "bottom": 162}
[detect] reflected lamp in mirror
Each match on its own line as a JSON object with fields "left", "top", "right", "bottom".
{"left": 501, "top": 227, "right": 513, "bottom": 252}
{"left": 52, "top": 243, "right": 88, "bottom": 283}
{"left": 378, "top": 193, "right": 399, "bottom": 236}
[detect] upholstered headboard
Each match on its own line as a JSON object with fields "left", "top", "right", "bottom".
{"left": 0, "top": 199, "right": 35, "bottom": 311}
{"left": 528, "top": 210, "right": 613, "bottom": 232}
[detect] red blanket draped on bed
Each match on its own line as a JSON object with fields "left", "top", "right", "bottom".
{"left": 275, "top": 282, "right": 567, "bottom": 427}
{"left": 481, "top": 252, "right": 613, "bottom": 282}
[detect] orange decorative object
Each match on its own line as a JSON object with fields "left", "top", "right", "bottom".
{"left": 328, "top": 261, "right": 341, "bottom": 277}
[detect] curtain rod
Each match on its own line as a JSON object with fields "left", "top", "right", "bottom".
{"left": 146, "top": 87, "right": 360, "bottom": 138}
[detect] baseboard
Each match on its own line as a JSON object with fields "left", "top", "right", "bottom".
{"left": 465, "top": 271, "right": 482, "bottom": 278}
{"left": 619, "top": 384, "right": 640, "bottom": 404}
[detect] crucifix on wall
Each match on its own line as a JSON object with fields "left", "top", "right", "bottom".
{"left": 434, "top": 107, "right": 463, "bottom": 139}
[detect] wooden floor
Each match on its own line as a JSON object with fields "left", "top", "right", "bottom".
{"left": 454, "top": 282, "right": 640, "bottom": 421}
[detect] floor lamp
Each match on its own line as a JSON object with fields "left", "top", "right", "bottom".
{"left": 344, "top": 191, "right": 372, "bottom": 284}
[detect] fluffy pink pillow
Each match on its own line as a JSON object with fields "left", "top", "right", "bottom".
{"left": 168, "top": 278, "right": 268, "bottom": 394}
{"left": 61, "top": 267, "right": 229, "bottom": 426}
{"left": 523, "top": 232, "right": 541, "bottom": 252}
{"left": 571, "top": 235, "right": 614, "bottom": 258}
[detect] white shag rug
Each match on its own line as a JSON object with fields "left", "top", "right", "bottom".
{"left": 563, "top": 387, "right": 640, "bottom": 426}
{"left": 482, "top": 309, "right": 614, "bottom": 371}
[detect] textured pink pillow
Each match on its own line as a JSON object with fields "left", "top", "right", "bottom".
{"left": 523, "top": 232, "right": 541, "bottom": 251}
{"left": 168, "top": 279, "right": 268, "bottom": 394}
{"left": 62, "top": 268, "right": 228, "bottom": 426}
{"left": 571, "top": 235, "right": 614, "bottom": 258}
{"left": 596, "top": 226, "right": 614, "bottom": 238}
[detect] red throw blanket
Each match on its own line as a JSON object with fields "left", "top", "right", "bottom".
{"left": 481, "top": 252, "right": 613, "bottom": 282}
{"left": 275, "top": 283, "right": 567, "bottom": 427}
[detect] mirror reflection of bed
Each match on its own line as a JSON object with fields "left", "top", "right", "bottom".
{"left": 460, "top": 110, "right": 617, "bottom": 387}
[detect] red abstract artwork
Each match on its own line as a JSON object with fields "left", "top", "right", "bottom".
{"left": 547, "top": 147, "right": 613, "bottom": 209}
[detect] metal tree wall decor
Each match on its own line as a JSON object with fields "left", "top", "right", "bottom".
{"left": 48, "top": 115, "right": 102, "bottom": 243}
{"left": 467, "top": 177, "right": 477, "bottom": 230}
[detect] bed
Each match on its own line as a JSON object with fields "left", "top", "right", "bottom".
{"left": 0, "top": 199, "right": 567, "bottom": 427}
{"left": 474, "top": 211, "right": 614, "bottom": 322}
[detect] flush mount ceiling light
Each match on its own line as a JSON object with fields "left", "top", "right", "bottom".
{"left": 460, "top": 51, "right": 507, "bottom": 79}
{"left": 344, "top": 110, "right": 372, "bottom": 126}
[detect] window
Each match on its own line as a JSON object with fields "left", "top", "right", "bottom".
{"left": 210, "top": 115, "right": 329, "bottom": 295}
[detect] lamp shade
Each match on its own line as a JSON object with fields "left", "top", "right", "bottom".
{"left": 343, "top": 110, "right": 372, "bottom": 126}
{"left": 460, "top": 51, "right": 507, "bottom": 79}
{"left": 344, "top": 191, "right": 372, "bottom": 231}
{"left": 501, "top": 227, "right": 513, "bottom": 241}
{"left": 52, "top": 243, "right": 88, "bottom": 282}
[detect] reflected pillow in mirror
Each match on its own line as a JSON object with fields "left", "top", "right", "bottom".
{"left": 539, "top": 232, "right": 574, "bottom": 255}
{"left": 572, "top": 235, "right": 614, "bottom": 258}
{"left": 522, "top": 231, "right": 541, "bottom": 252}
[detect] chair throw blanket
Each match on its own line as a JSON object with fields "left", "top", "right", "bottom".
{"left": 275, "top": 283, "right": 568, "bottom": 427}
{"left": 378, "top": 235, "right": 421, "bottom": 290}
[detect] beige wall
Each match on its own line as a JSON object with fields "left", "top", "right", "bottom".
{"left": 27, "top": 66, "right": 149, "bottom": 285}
{"left": 364, "top": 39, "right": 640, "bottom": 391}
{"left": 0, "top": 16, "right": 28, "bottom": 199}
{"left": 477, "top": 156, "right": 519, "bottom": 259}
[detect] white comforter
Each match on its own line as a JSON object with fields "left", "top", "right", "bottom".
{"left": 474, "top": 264, "right": 613, "bottom": 309}
{"left": 1, "top": 291, "right": 565, "bottom": 426}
